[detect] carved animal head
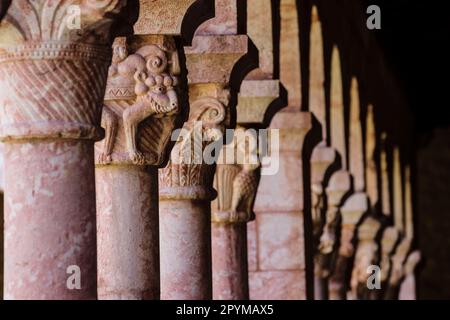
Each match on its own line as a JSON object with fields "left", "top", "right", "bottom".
{"left": 133, "top": 45, "right": 180, "bottom": 116}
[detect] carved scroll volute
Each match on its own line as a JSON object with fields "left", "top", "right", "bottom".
{"left": 159, "top": 95, "right": 228, "bottom": 201}
{"left": 0, "top": 1, "right": 128, "bottom": 141}
{"left": 95, "top": 35, "right": 182, "bottom": 166}
{"left": 350, "top": 217, "right": 381, "bottom": 297}
{"left": 380, "top": 227, "right": 400, "bottom": 283}
{"left": 212, "top": 127, "right": 261, "bottom": 224}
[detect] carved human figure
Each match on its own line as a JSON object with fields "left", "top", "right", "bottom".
{"left": 98, "top": 38, "right": 179, "bottom": 165}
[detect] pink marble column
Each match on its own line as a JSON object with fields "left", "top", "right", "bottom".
{"left": 212, "top": 222, "right": 250, "bottom": 300}
{"left": 159, "top": 195, "right": 215, "bottom": 299}
{"left": 4, "top": 141, "right": 97, "bottom": 299}
{"left": 0, "top": 1, "right": 127, "bottom": 299}
{"left": 94, "top": 34, "right": 183, "bottom": 299}
{"left": 211, "top": 128, "right": 261, "bottom": 299}
{"left": 96, "top": 166, "right": 159, "bottom": 299}
{"left": 159, "top": 0, "right": 250, "bottom": 299}
{"left": 158, "top": 96, "right": 229, "bottom": 300}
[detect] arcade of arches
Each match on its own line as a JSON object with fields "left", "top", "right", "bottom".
{"left": 0, "top": 0, "right": 445, "bottom": 300}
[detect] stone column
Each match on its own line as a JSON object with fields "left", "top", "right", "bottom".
{"left": 95, "top": 35, "right": 182, "bottom": 299}
{"left": 210, "top": 0, "right": 281, "bottom": 301}
{"left": 308, "top": 6, "right": 340, "bottom": 300}
{"left": 0, "top": 1, "right": 127, "bottom": 300}
{"left": 328, "top": 193, "right": 368, "bottom": 300}
{"left": 158, "top": 93, "right": 229, "bottom": 300}
{"left": 94, "top": 0, "right": 213, "bottom": 300}
{"left": 159, "top": 0, "right": 250, "bottom": 298}
{"left": 349, "top": 216, "right": 382, "bottom": 300}
{"left": 211, "top": 128, "right": 261, "bottom": 300}
{"left": 0, "top": 0, "right": 7, "bottom": 293}
{"left": 248, "top": 0, "right": 312, "bottom": 300}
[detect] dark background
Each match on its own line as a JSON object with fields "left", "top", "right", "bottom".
{"left": 361, "top": 0, "right": 450, "bottom": 133}
{"left": 360, "top": 0, "right": 450, "bottom": 299}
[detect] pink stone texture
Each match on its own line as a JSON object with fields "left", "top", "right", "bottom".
{"left": 159, "top": 199, "right": 212, "bottom": 300}
{"left": 96, "top": 166, "right": 159, "bottom": 299}
{"left": 249, "top": 270, "right": 306, "bottom": 300}
{"left": 212, "top": 223, "right": 249, "bottom": 300}
{"left": 3, "top": 140, "right": 97, "bottom": 300}
{"left": 257, "top": 212, "right": 304, "bottom": 271}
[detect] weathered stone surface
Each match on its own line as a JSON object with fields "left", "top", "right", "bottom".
{"left": 247, "top": 220, "right": 258, "bottom": 272}
{"left": 96, "top": 166, "right": 159, "bottom": 300}
{"left": 237, "top": 80, "right": 280, "bottom": 124}
{"left": 4, "top": 140, "right": 97, "bottom": 299}
{"left": 134, "top": 0, "right": 196, "bottom": 35}
{"left": 249, "top": 270, "right": 306, "bottom": 300}
{"left": 0, "top": 0, "right": 128, "bottom": 300}
{"left": 257, "top": 212, "right": 304, "bottom": 271}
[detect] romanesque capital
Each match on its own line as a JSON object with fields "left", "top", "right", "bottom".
{"left": 159, "top": 91, "right": 229, "bottom": 201}
{"left": 0, "top": 0, "right": 128, "bottom": 141}
{"left": 389, "top": 237, "right": 412, "bottom": 287}
{"left": 95, "top": 35, "right": 182, "bottom": 166}
{"left": 403, "top": 250, "right": 421, "bottom": 279}
{"left": 311, "top": 145, "right": 337, "bottom": 239}
{"left": 350, "top": 216, "right": 381, "bottom": 298}
{"left": 315, "top": 170, "right": 352, "bottom": 278}
{"left": 212, "top": 127, "right": 261, "bottom": 224}
{"left": 380, "top": 227, "right": 400, "bottom": 284}
{"left": 338, "top": 192, "right": 369, "bottom": 258}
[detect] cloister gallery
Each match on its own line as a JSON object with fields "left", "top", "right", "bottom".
{"left": 0, "top": 0, "right": 445, "bottom": 301}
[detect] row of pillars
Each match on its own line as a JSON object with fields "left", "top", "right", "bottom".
{"left": 0, "top": 1, "right": 419, "bottom": 300}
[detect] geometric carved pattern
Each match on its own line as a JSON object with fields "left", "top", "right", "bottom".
{"left": 0, "top": 59, "right": 108, "bottom": 140}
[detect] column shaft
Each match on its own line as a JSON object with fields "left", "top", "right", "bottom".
{"left": 212, "top": 222, "right": 249, "bottom": 300}
{"left": 96, "top": 166, "right": 159, "bottom": 299}
{"left": 4, "top": 140, "right": 96, "bottom": 299}
{"left": 159, "top": 199, "right": 212, "bottom": 299}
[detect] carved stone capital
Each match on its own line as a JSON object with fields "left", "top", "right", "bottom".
{"left": 380, "top": 227, "right": 400, "bottom": 282}
{"left": 338, "top": 192, "right": 369, "bottom": 257}
{"left": 351, "top": 217, "right": 381, "bottom": 290}
{"left": 311, "top": 145, "right": 337, "bottom": 238}
{"left": 404, "top": 250, "right": 421, "bottom": 277}
{"left": 389, "top": 237, "right": 412, "bottom": 286}
{"left": 95, "top": 35, "right": 182, "bottom": 166}
{"left": 315, "top": 170, "right": 352, "bottom": 268}
{"left": 0, "top": 0, "right": 127, "bottom": 141}
{"left": 326, "top": 170, "right": 352, "bottom": 207}
{"left": 159, "top": 94, "right": 228, "bottom": 201}
{"left": 212, "top": 127, "right": 261, "bottom": 224}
